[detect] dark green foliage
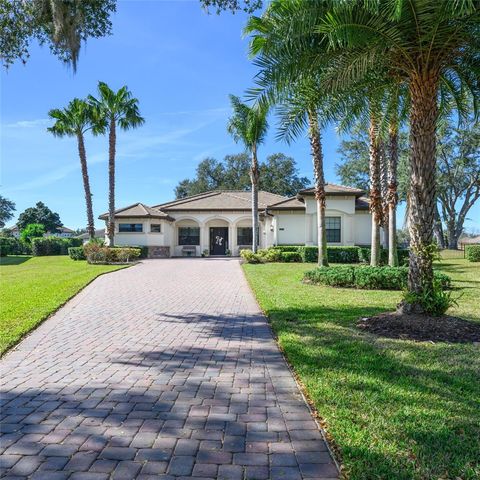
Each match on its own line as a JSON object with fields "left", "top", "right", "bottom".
{"left": 68, "top": 247, "right": 86, "bottom": 261}
{"left": 281, "top": 251, "right": 302, "bottom": 262}
{"left": 305, "top": 265, "right": 451, "bottom": 291}
{"left": 298, "top": 246, "right": 318, "bottom": 263}
{"left": 0, "top": 237, "right": 31, "bottom": 256}
{"left": 403, "top": 279, "right": 457, "bottom": 316}
{"left": 465, "top": 245, "right": 480, "bottom": 262}
{"left": 20, "top": 223, "right": 45, "bottom": 243}
{"left": 119, "top": 245, "right": 148, "bottom": 259}
{"left": 31, "top": 237, "right": 83, "bottom": 256}
{"left": 175, "top": 153, "right": 309, "bottom": 198}
{"left": 0, "top": 195, "right": 15, "bottom": 228}
{"left": 304, "top": 266, "right": 356, "bottom": 287}
{"left": 271, "top": 245, "right": 302, "bottom": 252}
{"left": 17, "top": 202, "right": 62, "bottom": 232}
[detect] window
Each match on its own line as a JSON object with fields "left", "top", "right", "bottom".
{"left": 119, "top": 223, "right": 143, "bottom": 233}
{"left": 179, "top": 227, "right": 200, "bottom": 245}
{"left": 151, "top": 224, "right": 161, "bottom": 233}
{"left": 326, "top": 217, "right": 341, "bottom": 242}
{"left": 237, "top": 227, "right": 253, "bottom": 246}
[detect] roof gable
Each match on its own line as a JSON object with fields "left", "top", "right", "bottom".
{"left": 98, "top": 203, "right": 174, "bottom": 220}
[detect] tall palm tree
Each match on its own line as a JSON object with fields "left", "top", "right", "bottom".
{"left": 321, "top": 0, "right": 479, "bottom": 309}
{"left": 227, "top": 95, "right": 269, "bottom": 253}
{"left": 245, "top": 0, "right": 331, "bottom": 266}
{"left": 48, "top": 98, "right": 96, "bottom": 239}
{"left": 88, "top": 82, "right": 144, "bottom": 247}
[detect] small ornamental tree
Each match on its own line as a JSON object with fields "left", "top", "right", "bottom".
{"left": 20, "top": 223, "right": 45, "bottom": 243}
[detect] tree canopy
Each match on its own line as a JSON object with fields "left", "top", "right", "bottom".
{"left": 17, "top": 202, "right": 63, "bottom": 232}
{"left": 175, "top": 153, "right": 309, "bottom": 199}
{"left": 0, "top": 0, "right": 116, "bottom": 70}
{"left": 0, "top": 195, "right": 16, "bottom": 228}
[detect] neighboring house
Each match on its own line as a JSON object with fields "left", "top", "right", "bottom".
{"left": 99, "top": 184, "right": 374, "bottom": 258}
{"left": 76, "top": 229, "right": 106, "bottom": 244}
{"left": 459, "top": 235, "right": 480, "bottom": 250}
{"left": 7, "top": 225, "right": 75, "bottom": 238}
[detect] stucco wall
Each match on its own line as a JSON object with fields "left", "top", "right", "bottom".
{"left": 353, "top": 211, "right": 373, "bottom": 245}
{"left": 275, "top": 213, "right": 306, "bottom": 245}
{"left": 110, "top": 217, "right": 172, "bottom": 248}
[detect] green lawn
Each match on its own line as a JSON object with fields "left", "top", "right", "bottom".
{"left": 0, "top": 256, "right": 127, "bottom": 355}
{"left": 243, "top": 258, "right": 480, "bottom": 480}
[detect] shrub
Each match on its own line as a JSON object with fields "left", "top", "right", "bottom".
{"left": 298, "top": 246, "right": 319, "bottom": 263}
{"left": 327, "top": 246, "right": 361, "bottom": 263}
{"left": 466, "top": 245, "right": 480, "bottom": 262}
{"left": 0, "top": 237, "right": 31, "bottom": 256}
{"left": 117, "top": 244, "right": 148, "bottom": 259}
{"left": 271, "top": 245, "right": 302, "bottom": 253}
{"left": 68, "top": 246, "right": 86, "bottom": 261}
{"left": 261, "top": 248, "right": 284, "bottom": 262}
{"left": 83, "top": 244, "right": 141, "bottom": 264}
{"left": 304, "top": 265, "right": 355, "bottom": 287}
{"left": 240, "top": 249, "right": 264, "bottom": 264}
{"left": 304, "top": 265, "right": 451, "bottom": 291}
{"left": 281, "top": 251, "right": 302, "bottom": 263}
{"left": 402, "top": 279, "right": 457, "bottom": 316}
{"left": 31, "top": 237, "right": 83, "bottom": 256}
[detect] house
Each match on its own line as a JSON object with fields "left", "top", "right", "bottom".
{"left": 99, "top": 184, "right": 373, "bottom": 258}
{"left": 459, "top": 235, "right": 480, "bottom": 250}
{"left": 75, "top": 229, "right": 106, "bottom": 244}
{"left": 7, "top": 225, "right": 75, "bottom": 238}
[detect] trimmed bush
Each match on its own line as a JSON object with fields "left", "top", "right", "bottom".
{"left": 240, "top": 249, "right": 264, "bottom": 264}
{"left": 271, "top": 245, "right": 302, "bottom": 253}
{"left": 68, "top": 246, "right": 86, "bottom": 261}
{"left": 83, "top": 243, "right": 141, "bottom": 264}
{"left": 327, "top": 246, "right": 361, "bottom": 263}
{"left": 298, "top": 246, "right": 318, "bottom": 263}
{"left": 31, "top": 237, "right": 82, "bottom": 256}
{"left": 0, "top": 237, "right": 31, "bottom": 256}
{"left": 304, "top": 265, "right": 451, "bottom": 290}
{"left": 304, "top": 265, "right": 355, "bottom": 287}
{"left": 117, "top": 244, "right": 148, "bottom": 259}
{"left": 466, "top": 245, "right": 480, "bottom": 262}
{"left": 281, "top": 251, "right": 302, "bottom": 263}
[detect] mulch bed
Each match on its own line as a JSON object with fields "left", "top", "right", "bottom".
{"left": 357, "top": 312, "right": 480, "bottom": 343}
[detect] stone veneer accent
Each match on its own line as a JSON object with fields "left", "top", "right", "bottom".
{"left": 147, "top": 246, "right": 170, "bottom": 258}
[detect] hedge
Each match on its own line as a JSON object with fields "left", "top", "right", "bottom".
{"left": 83, "top": 243, "right": 141, "bottom": 264}
{"left": 466, "top": 245, "right": 480, "bottom": 262}
{"left": 0, "top": 237, "right": 32, "bottom": 256}
{"left": 68, "top": 246, "right": 86, "bottom": 261}
{"left": 282, "top": 251, "right": 302, "bottom": 263}
{"left": 304, "top": 265, "right": 451, "bottom": 290}
{"left": 31, "top": 237, "right": 83, "bottom": 256}
{"left": 270, "top": 245, "right": 302, "bottom": 253}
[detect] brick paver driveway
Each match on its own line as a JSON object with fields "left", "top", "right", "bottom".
{"left": 1, "top": 258, "right": 338, "bottom": 479}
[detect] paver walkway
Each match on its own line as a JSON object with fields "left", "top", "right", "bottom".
{"left": 1, "top": 258, "right": 338, "bottom": 479}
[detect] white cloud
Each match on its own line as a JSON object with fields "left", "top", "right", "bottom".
{"left": 5, "top": 118, "right": 50, "bottom": 128}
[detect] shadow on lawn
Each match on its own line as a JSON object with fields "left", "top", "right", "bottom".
{"left": 0, "top": 255, "right": 32, "bottom": 266}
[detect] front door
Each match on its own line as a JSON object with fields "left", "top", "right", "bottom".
{"left": 210, "top": 227, "right": 228, "bottom": 255}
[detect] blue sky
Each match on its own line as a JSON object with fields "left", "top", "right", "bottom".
{"left": 1, "top": 1, "right": 479, "bottom": 232}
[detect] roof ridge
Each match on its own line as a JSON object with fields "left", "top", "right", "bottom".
{"left": 153, "top": 190, "right": 220, "bottom": 209}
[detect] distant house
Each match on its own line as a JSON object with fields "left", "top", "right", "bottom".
{"left": 459, "top": 235, "right": 480, "bottom": 250}
{"left": 7, "top": 225, "right": 75, "bottom": 238}
{"left": 99, "top": 183, "right": 375, "bottom": 258}
{"left": 75, "top": 229, "right": 106, "bottom": 244}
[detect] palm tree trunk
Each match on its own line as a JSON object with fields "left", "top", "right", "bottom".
{"left": 250, "top": 145, "right": 259, "bottom": 253}
{"left": 387, "top": 126, "right": 399, "bottom": 266}
{"left": 405, "top": 71, "right": 439, "bottom": 305}
{"left": 308, "top": 109, "right": 328, "bottom": 267}
{"left": 369, "top": 115, "right": 382, "bottom": 266}
{"left": 108, "top": 117, "right": 116, "bottom": 247}
{"left": 380, "top": 140, "right": 389, "bottom": 249}
{"left": 76, "top": 132, "right": 95, "bottom": 240}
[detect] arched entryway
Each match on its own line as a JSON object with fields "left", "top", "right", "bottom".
{"left": 205, "top": 218, "right": 230, "bottom": 256}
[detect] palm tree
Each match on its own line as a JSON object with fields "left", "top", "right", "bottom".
{"left": 88, "top": 82, "right": 144, "bottom": 247}
{"left": 227, "top": 95, "right": 269, "bottom": 253}
{"left": 48, "top": 98, "right": 96, "bottom": 239}
{"left": 245, "top": 0, "right": 331, "bottom": 265}
{"left": 321, "top": 0, "right": 479, "bottom": 309}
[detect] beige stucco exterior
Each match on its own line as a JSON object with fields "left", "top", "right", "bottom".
{"left": 108, "top": 190, "right": 373, "bottom": 257}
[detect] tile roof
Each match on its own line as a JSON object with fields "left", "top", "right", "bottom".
{"left": 98, "top": 203, "right": 174, "bottom": 221}
{"left": 299, "top": 183, "right": 365, "bottom": 196}
{"left": 76, "top": 229, "right": 106, "bottom": 239}
{"left": 154, "top": 190, "right": 288, "bottom": 211}
{"left": 267, "top": 196, "right": 305, "bottom": 210}
{"left": 355, "top": 196, "right": 370, "bottom": 210}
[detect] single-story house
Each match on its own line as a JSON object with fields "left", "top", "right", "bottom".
{"left": 459, "top": 235, "right": 480, "bottom": 250}
{"left": 99, "top": 183, "right": 374, "bottom": 258}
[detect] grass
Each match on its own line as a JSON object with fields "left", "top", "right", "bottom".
{"left": 0, "top": 255, "right": 127, "bottom": 355}
{"left": 243, "top": 257, "right": 480, "bottom": 480}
